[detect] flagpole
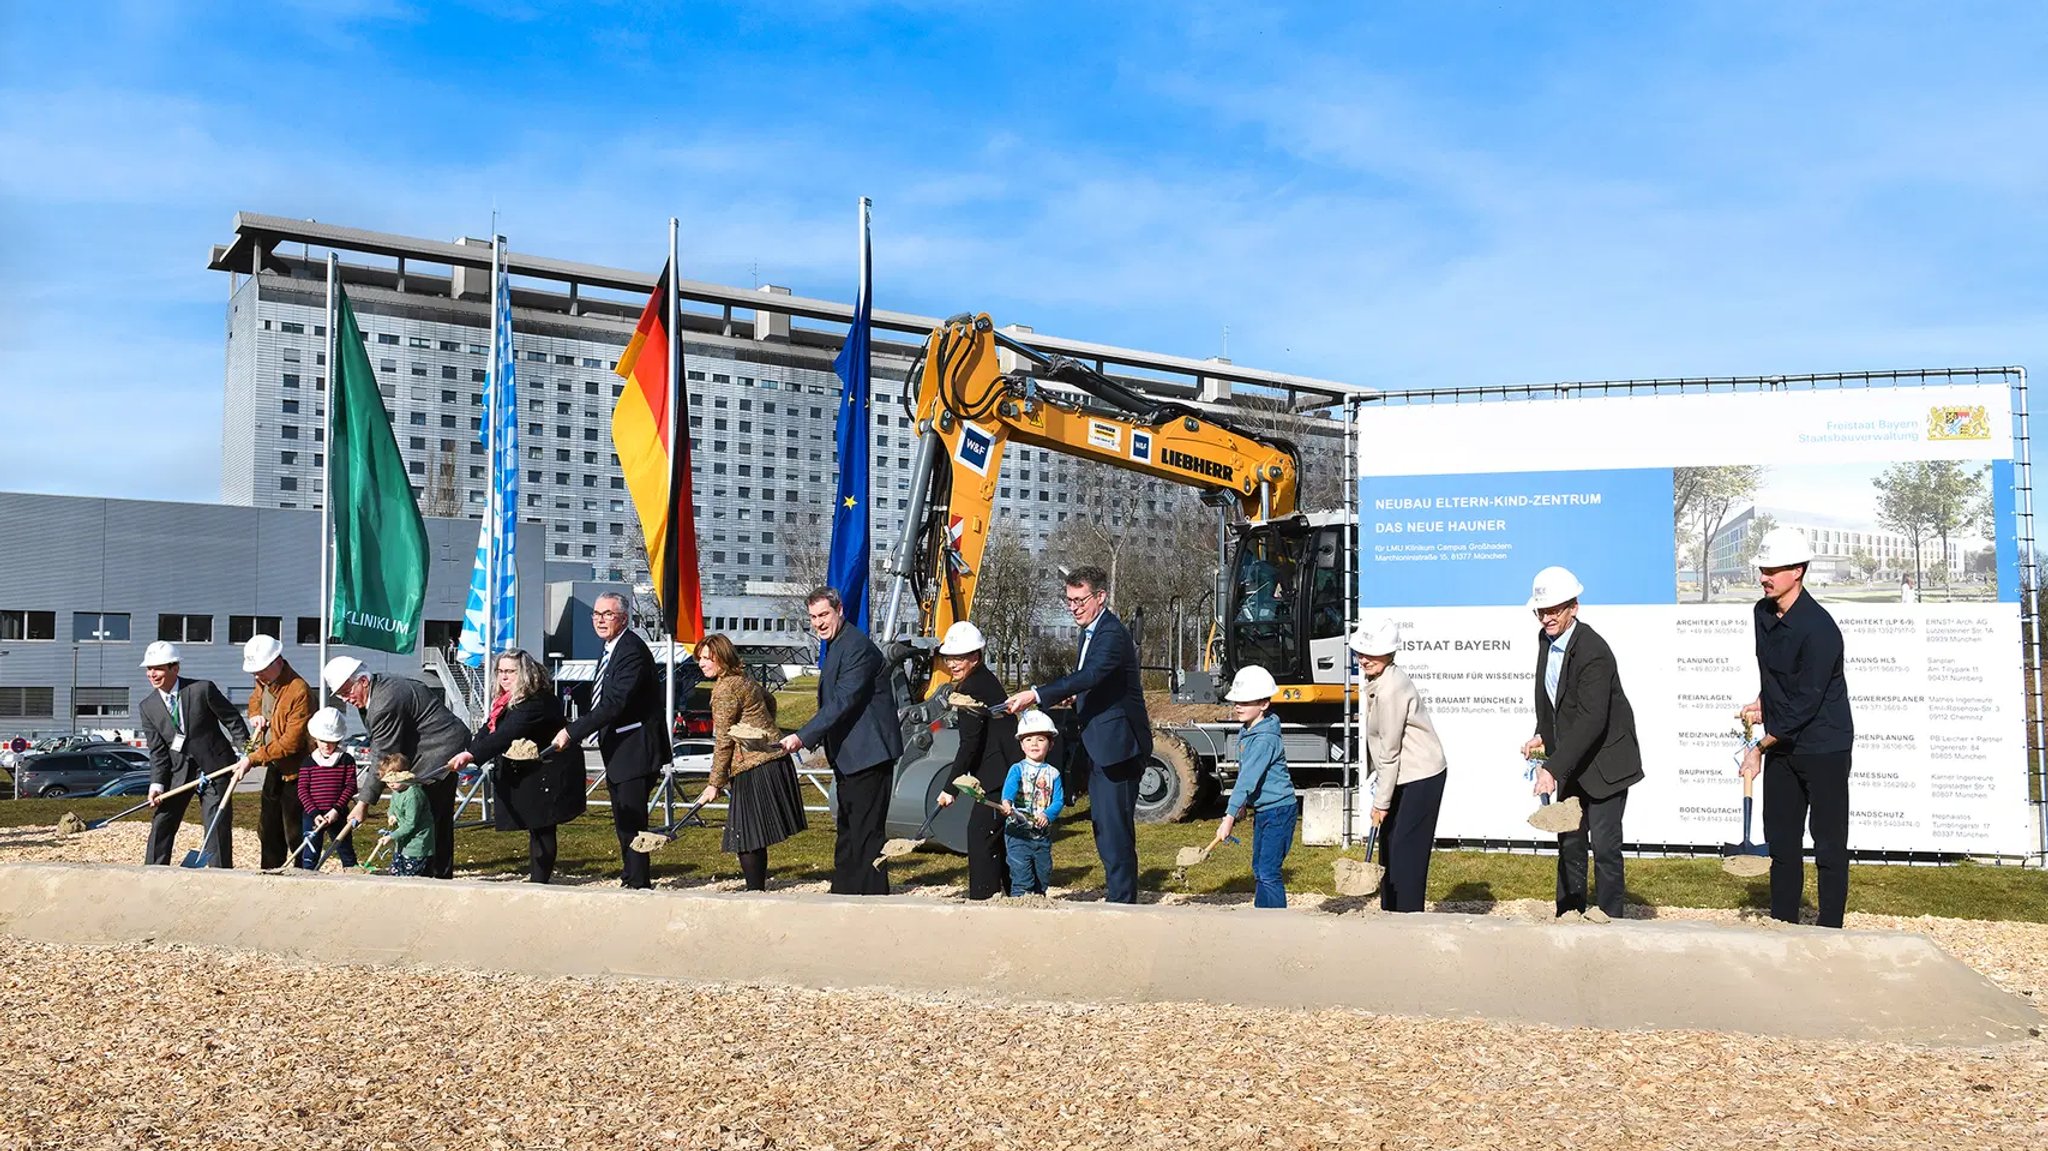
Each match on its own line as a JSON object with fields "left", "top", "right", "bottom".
{"left": 663, "top": 216, "right": 680, "bottom": 768}
{"left": 320, "top": 253, "right": 336, "bottom": 705}
{"left": 484, "top": 234, "right": 500, "bottom": 671}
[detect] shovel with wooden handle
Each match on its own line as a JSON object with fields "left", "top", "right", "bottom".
{"left": 1721, "top": 770, "right": 1772, "bottom": 878}
{"left": 179, "top": 774, "right": 241, "bottom": 868}
{"left": 62, "top": 763, "right": 243, "bottom": 834}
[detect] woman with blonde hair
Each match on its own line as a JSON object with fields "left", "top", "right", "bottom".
{"left": 696, "top": 633, "right": 808, "bottom": 891}
{"left": 446, "top": 649, "right": 586, "bottom": 883}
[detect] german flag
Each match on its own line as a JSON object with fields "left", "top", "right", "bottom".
{"left": 611, "top": 263, "right": 703, "bottom": 643}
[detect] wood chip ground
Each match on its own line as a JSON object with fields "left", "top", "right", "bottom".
{"left": 4, "top": 824, "right": 2045, "bottom": 1149}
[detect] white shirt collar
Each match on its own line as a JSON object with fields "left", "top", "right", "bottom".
{"left": 1550, "top": 622, "right": 1578, "bottom": 653}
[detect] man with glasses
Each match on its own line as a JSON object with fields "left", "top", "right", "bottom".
{"left": 1004, "top": 565, "right": 1152, "bottom": 904}
{"left": 552, "top": 593, "right": 665, "bottom": 888}
{"left": 1519, "top": 566, "right": 1642, "bottom": 922}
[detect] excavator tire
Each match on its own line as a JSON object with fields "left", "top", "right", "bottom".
{"left": 1135, "top": 730, "right": 1203, "bottom": 823}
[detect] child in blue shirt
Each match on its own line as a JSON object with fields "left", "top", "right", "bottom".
{"left": 1000, "top": 709, "right": 1066, "bottom": 896}
{"left": 1209, "top": 666, "right": 1297, "bottom": 907}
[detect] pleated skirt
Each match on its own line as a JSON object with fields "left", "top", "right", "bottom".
{"left": 723, "top": 755, "right": 810, "bottom": 854}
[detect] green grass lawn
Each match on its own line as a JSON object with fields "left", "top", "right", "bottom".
{"left": 7, "top": 791, "right": 2044, "bottom": 922}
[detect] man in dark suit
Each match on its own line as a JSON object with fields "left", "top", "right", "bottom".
{"left": 553, "top": 593, "right": 666, "bottom": 889}
{"left": 1519, "top": 566, "right": 1643, "bottom": 922}
{"left": 781, "top": 586, "right": 904, "bottom": 895}
{"left": 1004, "top": 565, "right": 1152, "bottom": 904}
{"left": 331, "top": 655, "right": 470, "bottom": 880}
{"left": 139, "top": 641, "right": 252, "bottom": 866}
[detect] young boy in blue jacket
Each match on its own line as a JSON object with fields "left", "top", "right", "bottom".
{"left": 1000, "top": 709, "right": 1066, "bottom": 896}
{"left": 1209, "top": 666, "right": 1297, "bottom": 907}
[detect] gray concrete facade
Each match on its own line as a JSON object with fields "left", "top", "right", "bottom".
{"left": 0, "top": 491, "right": 545, "bottom": 739}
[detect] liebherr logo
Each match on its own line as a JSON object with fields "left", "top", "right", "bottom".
{"left": 1161, "top": 448, "right": 1233, "bottom": 481}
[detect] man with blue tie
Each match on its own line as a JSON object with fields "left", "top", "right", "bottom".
{"left": 1004, "top": 565, "right": 1152, "bottom": 904}
{"left": 1519, "top": 566, "right": 1642, "bottom": 922}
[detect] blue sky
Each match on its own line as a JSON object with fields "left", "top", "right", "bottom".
{"left": 3, "top": 1, "right": 2044, "bottom": 502}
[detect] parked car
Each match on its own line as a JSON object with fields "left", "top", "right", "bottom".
{"left": 96, "top": 770, "right": 155, "bottom": 797}
{"left": 15, "top": 751, "right": 144, "bottom": 799}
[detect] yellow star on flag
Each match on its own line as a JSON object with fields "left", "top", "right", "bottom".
{"left": 843, "top": 496, "right": 858, "bottom": 508}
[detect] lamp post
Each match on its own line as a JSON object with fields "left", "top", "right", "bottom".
{"left": 70, "top": 643, "right": 79, "bottom": 737}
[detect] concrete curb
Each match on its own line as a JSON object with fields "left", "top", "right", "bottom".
{"left": 0, "top": 862, "right": 2037, "bottom": 1046}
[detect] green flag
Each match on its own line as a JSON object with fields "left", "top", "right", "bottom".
{"left": 329, "top": 283, "right": 429, "bottom": 654}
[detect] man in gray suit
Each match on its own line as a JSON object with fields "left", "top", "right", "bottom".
{"left": 330, "top": 656, "right": 470, "bottom": 880}
{"left": 140, "top": 641, "right": 252, "bottom": 866}
{"left": 781, "top": 587, "right": 903, "bottom": 894}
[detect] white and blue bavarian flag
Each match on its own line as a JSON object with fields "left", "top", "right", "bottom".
{"left": 456, "top": 252, "right": 519, "bottom": 667}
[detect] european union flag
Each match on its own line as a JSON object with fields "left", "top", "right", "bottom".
{"left": 826, "top": 198, "right": 873, "bottom": 632}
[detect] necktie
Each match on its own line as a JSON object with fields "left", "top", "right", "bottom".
{"left": 1077, "top": 625, "right": 1093, "bottom": 669}
{"left": 592, "top": 648, "right": 612, "bottom": 707}
{"left": 1546, "top": 641, "right": 1565, "bottom": 706}
{"left": 167, "top": 689, "right": 184, "bottom": 733}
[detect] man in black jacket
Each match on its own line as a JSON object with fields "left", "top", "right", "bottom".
{"left": 1519, "top": 566, "right": 1643, "bottom": 921}
{"left": 1739, "top": 527, "right": 1855, "bottom": 928}
{"left": 781, "top": 587, "right": 904, "bottom": 895}
{"left": 139, "top": 641, "right": 251, "bottom": 866}
{"left": 554, "top": 593, "right": 666, "bottom": 889}
{"left": 330, "top": 655, "right": 470, "bottom": 880}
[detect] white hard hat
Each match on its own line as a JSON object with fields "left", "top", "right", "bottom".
{"left": 936, "top": 621, "right": 986, "bottom": 655}
{"left": 241, "top": 633, "right": 284, "bottom": 674}
{"left": 140, "top": 640, "right": 181, "bottom": 668}
{"left": 1526, "top": 566, "right": 1585, "bottom": 610}
{"left": 1223, "top": 664, "right": 1279, "bottom": 703}
{"left": 1015, "top": 709, "right": 1058, "bottom": 738}
{"left": 1348, "top": 618, "right": 1401, "bottom": 657}
{"left": 308, "top": 706, "right": 347, "bottom": 743}
{"left": 321, "top": 655, "right": 366, "bottom": 695}
{"left": 1755, "top": 526, "right": 1815, "bottom": 568}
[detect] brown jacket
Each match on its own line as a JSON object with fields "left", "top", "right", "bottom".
{"left": 247, "top": 664, "right": 313, "bottom": 781}
{"left": 708, "top": 673, "right": 781, "bottom": 789}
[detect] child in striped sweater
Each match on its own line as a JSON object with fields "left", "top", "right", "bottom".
{"left": 298, "top": 707, "right": 358, "bottom": 869}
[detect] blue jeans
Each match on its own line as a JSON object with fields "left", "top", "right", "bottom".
{"left": 1250, "top": 799, "right": 1298, "bottom": 908}
{"left": 299, "top": 813, "right": 358, "bottom": 869}
{"left": 1005, "top": 831, "right": 1053, "bottom": 896}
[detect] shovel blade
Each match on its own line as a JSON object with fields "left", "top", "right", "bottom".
{"left": 179, "top": 850, "right": 213, "bottom": 869}
{"left": 629, "top": 831, "right": 673, "bottom": 853}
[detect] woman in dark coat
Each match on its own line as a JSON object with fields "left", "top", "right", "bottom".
{"left": 447, "top": 649, "right": 586, "bottom": 883}
{"left": 931, "top": 621, "right": 1021, "bottom": 900}
{"left": 695, "top": 633, "right": 808, "bottom": 891}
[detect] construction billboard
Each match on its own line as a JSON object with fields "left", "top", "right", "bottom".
{"left": 1355, "top": 378, "right": 2035, "bottom": 855}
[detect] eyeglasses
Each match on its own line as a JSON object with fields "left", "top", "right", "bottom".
{"left": 1062, "top": 592, "right": 1099, "bottom": 607}
{"left": 1533, "top": 604, "right": 1573, "bottom": 619}
{"left": 591, "top": 609, "right": 623, "bottom": 619}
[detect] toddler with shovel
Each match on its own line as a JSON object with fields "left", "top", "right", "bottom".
{"left": 296, "top": 707, "right": 359, "bottom": 869}
{"left": 999, "top": 710, "right": 1066, "bottom": 896}
{"left": 376, "top": 753, "right": 436, "bottom": 877}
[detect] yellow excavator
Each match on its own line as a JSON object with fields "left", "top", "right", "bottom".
{"left": 877, "top": 314, "right": 1357, "bottom": 842}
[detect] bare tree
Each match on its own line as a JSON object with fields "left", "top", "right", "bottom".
{"left": 421, "top": 444, "right": 464, "bottom": 518}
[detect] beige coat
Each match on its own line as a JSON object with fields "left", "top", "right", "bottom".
{"left": 1363, "top": 663, "right": 1448, "bottom": 811}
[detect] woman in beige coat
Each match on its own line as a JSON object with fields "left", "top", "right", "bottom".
{"left": 696, "top": 634, "right": 808, "bottom": 891}
{"left": 1353, "top": 619, "right": 1448, "bottom": 912}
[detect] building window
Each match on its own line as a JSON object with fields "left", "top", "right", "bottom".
{"left": 157, "top": 614, "right": 213, "bottom": 644}
{"left": 280, "top": 450, "right": 297, "bottom": 465}
{"left": 228, "top": 615, "right": 282, "bottom": 645}
{"left": 73, "top": 612, "right": 130, "bottom": 643}
{"left": 409, "top": 412, "right": 427, "bottom": 426}
{"left": 422, "top": 619, "right": 464, "bottom": 650}
{"left": 1, "top": 610, "right": 56, "bottom": 641}
{"left": 73, "top": 687, "right": 129, "bottom": 718}
{"left": 377, "top": 333, "right": 400, "bottom": 345}
{"left": 281, "top": 425, "right": 300, "bottom": 440}
{"left": 0, "top": 687, "right": 55, "bottom": 718}
{"left": 282, "top": 374, "right": 301, "bottom": 389}
{"left": 294, "top": 617, "right": 331, "bottom": 645}
{"left": 279, "top": 476, "right": 298, "bottom": 492}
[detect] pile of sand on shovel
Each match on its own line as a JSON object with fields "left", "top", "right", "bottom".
{"left": 727, "top": 723, "right": 782, "bottom": 754}
{"left": 55, "top": 812, "right": 87, "bottom": 836}
{"left": 1722, "top": 854, "right": 1772, "bottom": 878}
{"left": 1332, "top": 856, "right": 1383, "bottom": 897}
{"left": 1527, "top": 795, "right": 1583, "bottom": 834}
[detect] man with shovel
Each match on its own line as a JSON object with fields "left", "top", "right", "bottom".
{"left": 780, "top": 587, "right": 903, "bottom": 895}
{"left": 1519, "top": 567, "right": 1642, "bottom": 922}
{"left": 241, "top": 634, "right": 312, "bottom": 871}
{"left": 139, "top": 642, "right": 252, "bottom": 866}
{"left": 1739, "top": 527, "right": 1855, "bottom": 928}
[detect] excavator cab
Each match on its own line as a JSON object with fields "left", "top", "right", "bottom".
{"left": 1223, "top": 514, "right": 1354, "bottom": 709}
